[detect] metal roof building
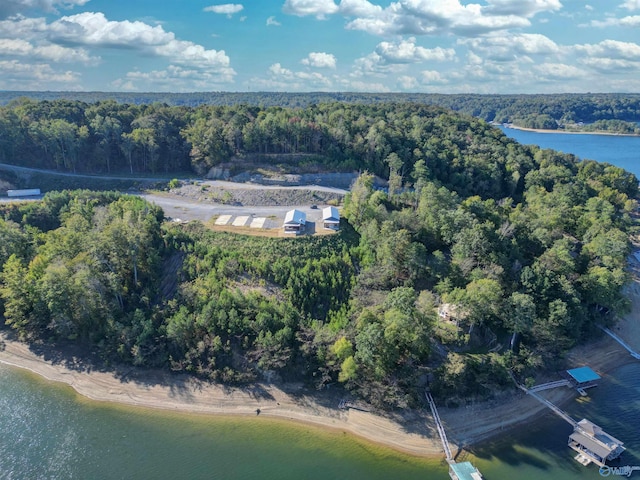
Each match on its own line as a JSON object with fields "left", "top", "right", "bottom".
{"left": 322, "top": 206, "right": 340, "bottom": 230}
{"left": 567, "top": 366, "right": 601, "bottom": 384}
{"left": 283, "top": 209, "right": 306, "bottom": 234}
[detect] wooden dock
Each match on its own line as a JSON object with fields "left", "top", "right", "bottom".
{"left": 425, "top": 391, "right": 483, "bottom": 480}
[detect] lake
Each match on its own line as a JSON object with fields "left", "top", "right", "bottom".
{"left": 1, "top": 360, "right": 639, "bottom": 480}
{"left": 498, "top": 126, "right": 640, "bottom": 178}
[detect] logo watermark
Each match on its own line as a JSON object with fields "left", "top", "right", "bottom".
{"left": 600, "top": 466, "right": 640, "bottom": 477}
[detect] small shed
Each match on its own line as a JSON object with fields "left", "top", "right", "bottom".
{"left": 449, "top": 462, "right": 483, "bottom": 480}
{"left": 283, "top": 209, "right": 306, "bottom": 234}
{"left": 322, "top": 206, "right": 340, "bottom": 230}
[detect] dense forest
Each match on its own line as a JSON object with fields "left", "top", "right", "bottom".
{"left": 0, "top": 101, "right": 637, "bottom": 408}
{"left": 0, "top": 94, "right": 639, "bottom": 171}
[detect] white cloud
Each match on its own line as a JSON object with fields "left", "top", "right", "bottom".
{"left": 283, "top": 0, "right": 339, "bottom": 19}
{"left": 532, "top": 62, "right": 583, "bottom": 79}
{"left": 204, "top": 4, "right": 244, "bottom": 17}
{"left": 420, "top": 70, "right": 447, "bottom": 83}
{"left": 301, "top": 51, "right": 336, "bottom": 68}
{"left": 121, "top": 64, "right": 235, "bottom": 91}
{"left": 266, "top": 16, "right": 281, "bottom": 26}
{"left": 590, "top": 15, "right": 640, "bottom": 27}
{"left": 573, "top": 39, "right": 640, "bottom": 60}
{"left": 0, "top": 59, "right": 80, "bottom": 89}
{"left": 375, "top": 37, "right": 455, "bottom": 63}
{"left": 397, "top": 75, "right": 418, "bottom": 89}
{"left": 0, "top": 36, "right": 97, "bottom": 63}
{"left": 482, "top": 0, "right": 562, "bottom": 16}
{"left": 45, "top": 12, "right": 235, "bottom": 77}
{"left": 0, "top": 0, "right": 89, "bottom": 19}
{"left": 461, "top": 33, "right": 559, "bottom": 62}
{"left": 621, "top": 0, "right": 640, "bottom": 10}
{"left": 338, "top": 0, "right": 383, "bottom": 17}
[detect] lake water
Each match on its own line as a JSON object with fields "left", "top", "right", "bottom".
{"left": 498, "top": 126, "right": 640, "bottom": 178}
{"left": 1, "top": 361, "right": 639, "bottom": 480}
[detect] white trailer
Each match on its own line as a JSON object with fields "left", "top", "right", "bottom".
{"left": 7, "top": 189, "right": 41, "bottom": 197}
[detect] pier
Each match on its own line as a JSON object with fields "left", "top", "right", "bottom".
{"left": 599, "top": 325, "right": 640, "bottom": 360}
{"left": 425, "top": 391, "right": 483, "bottom": 480}
{"left": 516, "top": 381, "right": 625, "bottom": 467}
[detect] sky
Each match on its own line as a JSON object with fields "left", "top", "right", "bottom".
{"left": 1, "top": 0, "right": 640, "bottom": 93}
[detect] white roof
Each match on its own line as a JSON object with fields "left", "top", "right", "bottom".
{"left": 284, "top": 209, "right": 306, "bottom": 225}
{"left": 322, "top": 206, "right": 340, "bottom": 222}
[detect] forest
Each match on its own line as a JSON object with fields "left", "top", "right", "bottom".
{"left": 0, "top": 100, "right": 637, "bottom": 409}
{"left": 0, "top": 93, "right": 639, "bottom": 176}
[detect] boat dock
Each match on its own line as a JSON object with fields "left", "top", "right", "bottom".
{"left": 425, "top": 391, "right": 484, "bottom": 480}
{"left": 516, "top": 381, "right": 625, "bottom": 467}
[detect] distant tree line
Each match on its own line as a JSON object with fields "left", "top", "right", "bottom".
{"left": 0, "top": 101, "right": 637, "bottom": 408}
{"left": 0, "top": 94, "right": 638, "bottom": 175}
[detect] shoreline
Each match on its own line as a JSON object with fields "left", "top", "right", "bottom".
{"left": 1, "top": 272, "right": 639, "bottom": 459}
{"left": 504, "top": 125, "right": 640, "bottom": 137}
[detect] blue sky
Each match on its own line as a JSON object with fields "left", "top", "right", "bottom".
{"left": 1, "top": 0, "right": 639, "bottom": 93}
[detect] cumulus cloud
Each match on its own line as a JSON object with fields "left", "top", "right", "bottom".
{"left": 301, "top": 51, "right": 336, "bottom": 68}
{"left": 120, "top": 64, "right": 234, "bottom": 91}
{"left": 0, "top": 59, "right": 80, "bottom": 88}
{"left": 621, "top": 0, "right": 640, "bottom": 10}
{"left": 532, "top": 62, "right": 583, "bottom": 79}
{"left": 251, "top": 61, "right": 334, "bottom": 90}
{"left": 482, "top": 0, "right": 562, "bottom": 16}
{"left": 590, "top": 15, "right": 640, "bottom": 27}
{"left": 461, "top": 33, "right": 559, "bottom": 61}
{"left": 282, "top": 0, "right": 339, "bottom": 19}
{"left": 266, "top": 16, "right": 281, "bottom": 26}
{"left": 574, "top": 39, "right": 640, "bottom": 60}
{"left": 283, "top": 0, "right": 558, "bottom": 37}
{"left": 375, "top": 37, "right": 455, "bottom": 63}
{"left": 45, "top": 12, "right": 234, "bottom": 76}
{"left": 0, "top": 0, "right": 89, "bottom": 20}
{"left": 0, "top": 38, "right": 97, "bottom": 63}
{"left": 204, "top": 4, "right": 244, "bottom": 17}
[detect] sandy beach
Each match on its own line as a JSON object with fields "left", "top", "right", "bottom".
{"left": 1, "top": 271, "right": 639, "bottom": 458}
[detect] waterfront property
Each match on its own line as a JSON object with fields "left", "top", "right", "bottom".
{"left": 568, "top": 419, "right": 625, "bottom": 467}
{"left": 283, "top": 209, "right": 306, "bottom": 234}
{"left": 322, "top": 206, "right": 340, "bottom": 230}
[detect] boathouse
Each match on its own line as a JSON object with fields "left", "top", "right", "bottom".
{"left": 283, "top": 209, "right": 306, "bottom": 234}
{"left": 449, "top": 462, "right": 483, "bottom": 480}
{"left": 322, "top": 206, "right": 340, "bottom": 230}
{"left": 568, "top": 419, "right": 625, "bottom": 467}
{"left": 566, "top": 366, "right": 600, "bottom": 394}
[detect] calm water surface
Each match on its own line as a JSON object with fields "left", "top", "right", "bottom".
{"left": 1, "top": 362, "right": 639, "bottom": 479}
{"left": 498, "top": 126, "right": 640, "bottom": 178}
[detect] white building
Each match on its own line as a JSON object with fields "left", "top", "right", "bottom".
{"left": 322, "top": 206, "right": 340, "bottom": 230}
{"left": 283, "top": 209, "right": 306, "bottom": 234}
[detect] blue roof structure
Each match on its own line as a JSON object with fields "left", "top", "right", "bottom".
{"left": 567, "top": 366, "right": 601, "bottom": 384}
{"left": 450, "top": 461, "right": 482, "bottom": 480}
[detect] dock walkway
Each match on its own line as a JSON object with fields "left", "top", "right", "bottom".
{"left": 599, "top": 326, "right": 640, "bottom": 360}
{"left": 425, "top": 391, "right": 453, "bottom": 463}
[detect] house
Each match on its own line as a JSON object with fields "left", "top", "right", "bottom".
{"left": 568, "top": 419, "right": 625, "bottom": 467}
{"left": 565, "top": 366, "right": 601, "bottom": 394}
{"left": 283, "top": 209, "right": 306, "bottom": 234}
{"left": 322, "top": 206, "right": 340, "bottom": 230}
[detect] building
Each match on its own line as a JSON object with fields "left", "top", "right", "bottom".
{"left": 566, "top": 366, "right": 600, "bottom": 394}
{"left": 449, "top": 462, "right": 483, "bottom": 480}
{"left": 322, "top": 206, "right": 340, "bottom": 230}
{"left": 568, "top": 419, "right": 625, "bottom": 467}
{"left": 283, "top": 209, "right": 306, "bottom": 234}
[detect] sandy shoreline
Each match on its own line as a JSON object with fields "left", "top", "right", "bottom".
{"left": 1, "top": 278, "right": 640, "bottom": 459}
